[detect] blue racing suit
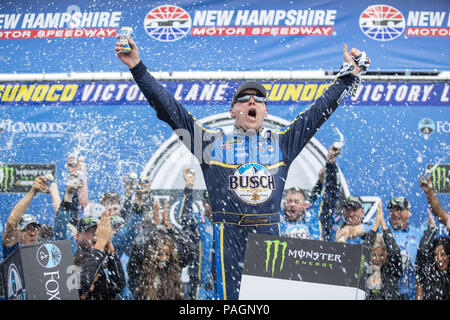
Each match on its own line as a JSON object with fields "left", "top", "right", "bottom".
{"left": 130, "top": 60, "right": 358, "bottom": 300}
{"left": 177, "top": 187, "right": 216, "bottom": 300}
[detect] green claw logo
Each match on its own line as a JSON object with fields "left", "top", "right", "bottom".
{"left": 264, "top": 240, "right": 287, "bottom": 276}
{"left": 431, "top": 165, "right": 449, "bottom": 193}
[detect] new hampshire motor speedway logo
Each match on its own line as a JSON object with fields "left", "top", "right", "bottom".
{"left": 359, "top": 4, "right": 405, "bottom": 41}
{"left": 144, "top": 5, "right": 191, "bottom": 42}
{"left": 228, "top": 163, "right": 275, "bottom": 205}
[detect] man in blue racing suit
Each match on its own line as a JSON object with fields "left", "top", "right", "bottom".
{"left": 115, "top": 38, "right": 370, "bottom": 300}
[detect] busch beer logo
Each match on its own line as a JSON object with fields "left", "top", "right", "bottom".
{"left": 144, "top": 5, "right": 192, "bottom": 42}
{"left": 359, "top": 5, "right": 405, "bottom": 41}
{"left": 228, "top": 163, "right": 275, "bottom": 205}
{"left": 264, "top": 240, "right": 287, "bottom": 276}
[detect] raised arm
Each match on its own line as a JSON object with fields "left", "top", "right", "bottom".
{"left": 419, "top": 173, "right": 449, "bottom": 228}
{"left": 278, "top": 45, "right": 370, "bottom": 162}
{"left": 2, "top": 176, "right": 46, "bottom": 247}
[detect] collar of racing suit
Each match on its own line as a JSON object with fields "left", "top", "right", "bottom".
{"left": 233, "top": 125, "right": 268, "bottom": 137}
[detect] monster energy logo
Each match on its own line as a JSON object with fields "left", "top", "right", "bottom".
{"left": 430, "top": 165, "right": 450, "bottom": 193}
{"left": 264, "top": 240, "right": 287, "bottom": 276}
{"left": 0, "top": 166, "right": 15, "bottom": 192}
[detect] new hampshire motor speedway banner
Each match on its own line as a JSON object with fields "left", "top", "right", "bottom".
{"left": 0, "top": 0, "right": 449, "bottom": 73}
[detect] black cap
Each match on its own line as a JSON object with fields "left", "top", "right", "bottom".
{"left": 387, "top": 196, "right": 411, "bottom": 211}
{"left": 77, "top": 216, "right": 99, "bottom": 233}
{"left": 343, "top": 196, "right": 363, "bottom": 210}
{"left": 232, "top": 81, "right": 267, "bottom": 106}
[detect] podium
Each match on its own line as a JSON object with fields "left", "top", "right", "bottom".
{"left": 239, "top": 234, "right": 368, "bottom": 300}
{"left": 0, "top": 240, "right": 79, "bottom": 300}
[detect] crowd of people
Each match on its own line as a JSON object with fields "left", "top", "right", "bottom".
{"left": 0, "top": 147, "right": 448, "bottom": 300}
{"left": 0, "top": 38, "right": 448, "bottom": 301}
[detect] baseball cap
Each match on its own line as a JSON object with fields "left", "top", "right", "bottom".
{"left": 18, "top": 214, "right": 40, "bottom": 231}
{"left": 77, "top": 216, "right": 99, "bottom": 233}
{"left": 343, "top": 196, "right": 363, "bottom": 210}
{"left": 232, "top": 81, "right": 267, "bottom": 106}
{"left": 387, "top": 196, "right": 411, "bottom": 211}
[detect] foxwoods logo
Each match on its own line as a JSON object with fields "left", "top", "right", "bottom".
{"left": 264, "top": 240, "right": 287, "bottom": 276}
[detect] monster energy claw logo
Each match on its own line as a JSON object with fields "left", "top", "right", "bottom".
{"left": 431, "top": 165, "right": 449, "bottom": 193}
{"left": 264, "top": 240, "right": 287, "bottom": 276}
{"left": 0, "top": 166, "right": 15, "bottom": 192}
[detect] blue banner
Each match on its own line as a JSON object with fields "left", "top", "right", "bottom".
{"left": 1, "top": 81, "right": 449, "bottom": 106}
{"left": 0, "top": 0, "right": 449, "bottom": 73}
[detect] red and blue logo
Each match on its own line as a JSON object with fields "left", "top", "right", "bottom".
{"left": 359, "top": 5, "right": 405, "bottom": 41}
{"left": 143, "top": 5, "right": 192, "bottom": 42}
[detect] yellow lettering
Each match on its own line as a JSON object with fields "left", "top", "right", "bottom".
{"left": 0, "top": 85, "right": 4, "bottom": 99}
{"left": 60, "top": 84, "right": 78, "bottom": 101}
{"left": 31, "top": 84, "right": 49, "bottom": 101}
{"left": 300, "top": 84, "right": 317, "bottom": 101}
{"left": 1, "top": 85, "right": 19, "bottom": 101}
{"left": 283, "top": 84, "right": 303, "bottom": 101}
{"left": 15, "top": 85, "right": 36, "bottom": 101}
{"left": 269, "top": 84, "right": 286, "bottom": 101}
{"left": 46, "top": 84, "right": 63, "bottom": 101}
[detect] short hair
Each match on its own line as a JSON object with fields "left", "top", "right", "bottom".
{"left": 286, "top": 187, "right": 306, "bottom": 199}
{"left": 101, "top": 191, "right": 120, "bottom": 205}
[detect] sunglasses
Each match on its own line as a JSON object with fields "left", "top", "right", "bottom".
{"left": 235, "top": 93, "right": 266, "bottom": 103}
{"left": 388, "top": 196, "right": 410, "bottom": 210}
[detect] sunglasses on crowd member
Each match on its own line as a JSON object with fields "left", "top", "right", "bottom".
{"left": 387, "top": 196, "right": 410, "bottom": 211}
{"left": 235, "top": 93, "right": 267, "bottom": 103}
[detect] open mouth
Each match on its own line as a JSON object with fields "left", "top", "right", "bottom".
{"left": 248, "top": 108, "right": 257, "bottom": 119}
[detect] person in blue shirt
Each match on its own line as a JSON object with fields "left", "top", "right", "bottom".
{"left": 387, "top": 196, "right": 422, "bottom": 300}
{"left": 280, "top": 144, "right": 340, "bottom": 241}
{"left": 177, "top": 168, "right": 216, "bottom": 300}
{"left": 333, "top": 196, "right": 372, "bottom": 244}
